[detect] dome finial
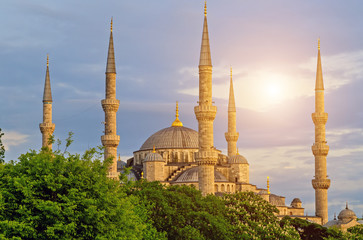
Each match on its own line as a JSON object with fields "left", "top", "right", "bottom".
{"left": 172, "top": 101, "right": 183, "bottom": 127}
{"left": 110, "top": 17, "right": 113, "bottom": 32}
{"left": 47, "top": 54, "right": 49, "bottom": 67}
{"left": 346, "top": 201, "right": 348, "bottom": 209}
{"left": 152, "top": 145, "right": 156, "bottom": 153}
{"left": 230, "top": 65, "right": 232, "bottom": 80}
{"left": 267, "top": 176, "right": 270, "bottom": 194}
{"left": 118, "top": 154, "right": 121, "bottom": 161}
{"left": 334, "top": 212, "right": 337, "bottom": 220}
{"left": 204, "top": 1, "right": 207, "bottom": 16}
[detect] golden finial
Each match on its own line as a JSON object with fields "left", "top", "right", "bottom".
{"left": 118, "top": 154, "right": 121, "bottom": 161}
{"left": 141, "top": 171, "right": 144, "bottom": 179}
{"left": 110, "top": 17, "right": 113, "bottom": 32}
{"left": 318, "top": 38, "right": 320, "bottom": 50}
{"left": 267, "top": 176, "right": 270, "bottom": 194}
{"left": 171, "top": 101, "right": 183, "bottom": 127}
{"left": 46, "top": 54, "right": 49, "bottom": 67}
{"left": 204, "top": 1, "right": 207, "bottom": 16}
{"left": 152, "top": 145, "right": 156, "bottom": 153}
{"left": 230, "top": 65, "right": 232, "bottom": 80}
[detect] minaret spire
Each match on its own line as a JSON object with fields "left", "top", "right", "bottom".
{"left": 199, "top": 1, "right": 212, "bottom": 66}
{"left": 195, "top": 2, "right": 218, "bottom": 196}
{"left": 312, "top": 39, "right": 330, "bottom": 224}
{"left": 225, "top": 66, "right": 239, "bottom": 157}
{"left": 101, "top": 18, "right": 120, "bottom": 179}
{"left": 39, "top": 54, "right": 55, "bottom": 149}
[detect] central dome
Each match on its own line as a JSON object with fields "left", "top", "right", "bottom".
{"left": 139, "top": 126, "right": 198, "bottom": 151}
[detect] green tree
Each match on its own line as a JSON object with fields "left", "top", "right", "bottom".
{"left": 0, "top": 146, "right": 161, "bottom": 239}
{"left": 224, "top": 192, "right": 300, "bottom": 239}
{"left": 0, "top": 128, "right": 5, "bottom": 164}
{"left": 122, "top": 180, "right": 233, "bottom": 240}
{"left": 280, "top": 216, "right": 347, "bottom": 240}
{"left": 347, "top": 224, "right": 363, "bottom": 239}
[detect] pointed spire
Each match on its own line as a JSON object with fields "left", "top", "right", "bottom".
{"left": 106, "top": 18, "right": 116, "bottom": 73}
{"left": 346, "top": 202, "right": 349, "bottom": 209}
{"left": 228, "top": 66, "right": 236, "bottom": 112}
{"left": 267, "top": 176, "right": 270, "bottom": 194}
{"left": 172, "top": 101, "right": 183, "bottom": 127}
{"left": 315, "top": 38, "right": 324, "bottom": 90}
{"left": 43, "top": 54, "right": 52, "bottom": 102}
{"left": 199, "top": 2, "right": 212, "bottom": 66}
{"left": 118, "top": 154, "right": 121, "bottom": 161}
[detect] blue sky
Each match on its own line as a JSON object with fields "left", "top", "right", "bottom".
{"left": 1, "top": 0, "right": 363, "bottom": 220}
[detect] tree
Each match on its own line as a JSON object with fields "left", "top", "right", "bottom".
{"left": 280, "top": 216, "right": 347, "bottom": 240}
{"left": 223, "top": 192, "right": 300, "bottom": 239}
{"left": 0, "top": 146, "right": 162, "bottom": 239}
{"left": 122, "top": 180, "right": 233, "bottom": 240}
{"left": 0, "top": 128, "right": 5, "bottom": 164}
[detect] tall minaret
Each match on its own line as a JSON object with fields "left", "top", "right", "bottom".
{"left": 311, "top": 39, "right": 330, "bottom": 224}
{"left": 101, "top": 18, "right": 120, "bottom": 179}
{"left": 225, "top": 67, "right": 239, "bottom": 157}
{"left": 39, "top": 55, "right": 55, "bottom": 149}
{"left": 194, "top": 2, "right": 218, "bottom": 196}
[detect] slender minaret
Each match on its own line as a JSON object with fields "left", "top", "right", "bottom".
{"left": 39, "top": 55, "right": 55, "bottom": 149}
{"left": 225, "top": 67, "right": 239, "bottom": 157}
{"left": 311, "top": 39, "right": 330, "bottom": 224}
{"left": 194, "top": 2, "right": 218, "bottom": 196}
{"left": 101, "top": 18, "right": 120, "bottom": 179}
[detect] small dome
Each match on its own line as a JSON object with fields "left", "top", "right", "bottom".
{"left": 291, "top": 198, "right": 302, "bottom": 204}
{"left": 338, "top": 204, "right": 357, "bottom": 222}
{"left": 174, "top": 167, "right": 228, "bottom": 183}
{"left": 228, "top": 154, "right": 248, "bottom": 164}
{"left": 324, "top": 219, "right": 340, "bottom": 228}
{"left": 269, "top": 194, "right": 285, "bottom": 206}
{"left": 139, "top": 126, "right": 198, "bottom": 151}
{"left": 144, "top": 152, "right": 164, "bottom": 162}
{"left": 258, "top": 189, "right": 269, "bottom": 195}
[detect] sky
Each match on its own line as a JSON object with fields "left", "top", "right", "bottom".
{"left": 1, "top": 0, "right": 363, "bottom": 220}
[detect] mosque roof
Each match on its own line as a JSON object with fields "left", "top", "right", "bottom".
{"left": 174, "top": 167, "right": 228, "bottom": 183}
{"left": 269, "top": 194, "right": 285, "bottom": 206}
{"left": 144, "top": 151, "right": 164, "bottom": 162}
{"left": 228, "top": 154, "right": 248, "bottom": 164}
{"left": 139, "top": 126, "right": 198, "bottom": 151}
{"left": 338, "top": 204, "right": 357, "bottom": 222}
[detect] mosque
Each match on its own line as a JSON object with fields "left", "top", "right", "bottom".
{"left": 38, "top": 3, "right": 361, "bottom": 227}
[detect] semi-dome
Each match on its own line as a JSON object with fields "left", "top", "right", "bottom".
{"left": 228, "top": 154, "right": 248, "bottom": 164}
{"left": 139, "top": 126, "right": 198, "bottom": 151}
{"left": 269, "top": 194, "right": 285, "bottom": 206}
{"left": 174, "top": 167, "right": 228, "bottom": 183}
{"left": 338, "top": 204, "right": 357, "bottom": 223}
{"left": 144, "top": 151, "right": 164, "bottom": 162}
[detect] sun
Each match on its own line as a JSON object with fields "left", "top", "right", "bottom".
{"left": 266, "top": 83, "right": 282, "bottom": 99}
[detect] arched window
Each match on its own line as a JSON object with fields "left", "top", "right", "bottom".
{"left": 227, "top": 185, "right": 230, "bottom": 192}
{"left": 215, "top": 184, "right": 218, "bottom": 192}
{"left": 221, "top": 184, "right": 225, "bottom": 192}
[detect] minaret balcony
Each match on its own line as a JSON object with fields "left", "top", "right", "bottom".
{"left": 312, "top": 143, "right": 329, "bottom": 156}
{"left": 225, "top": 132, "right": 239, "bottom": 142}
{"left": 101, "top": 99, "right": 120, "bottom": 112}
{"left": 195, "top": 150, "right": 218, "bottom": 165}
{"left": 39, "top": 123, "right": 55, "bottom": 133}
{"left": 101, "top": 135, "right": 120, "bottom": 147}
{"left": 312, "top": 178, "right": 330, "bottom": 189}
{"left": 194, "top": 105, "right": 217, "bottom": 121}
{"left": 312, "top": 112, "right": 328, "bottom": 125}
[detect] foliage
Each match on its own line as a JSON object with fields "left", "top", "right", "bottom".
{"left": 0, "top": 146, "right": 159, "bottom": 239}
{"left": 122, "top": 180, "right": 232, "bottom": 240}
{"left": 280, "top": 216, "right": 347, "bottom": 240}
{"left": 0, "top": 128, "right": 5, "bottom": 164}
{"left": 224, "top": 192, "right": 300, "bottom": 239}
{"left": 347, "top": 224, "right": 363, "bottom": 239}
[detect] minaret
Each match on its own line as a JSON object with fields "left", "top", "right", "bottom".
{"left": 311, "top": 39, "right": 330, "bottom": 224}
{"left": 39, "top": 55, "right": 55, "bottom": 149}
{"left": 225, "top": 67, "right": 239, "bottom": 157}
{"left": 194, "top": 2, "right": 218, "bottom": 196}
{"left": 101, "top": 18, "right": 120, "bottom": 179}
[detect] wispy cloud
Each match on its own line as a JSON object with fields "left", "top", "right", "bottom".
{"left": 2, "top": 130, "right": 29, "bottom": 151}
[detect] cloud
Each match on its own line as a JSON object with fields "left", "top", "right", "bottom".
{"left": 2, "top": 130, "right": 29, "bottom": 151}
